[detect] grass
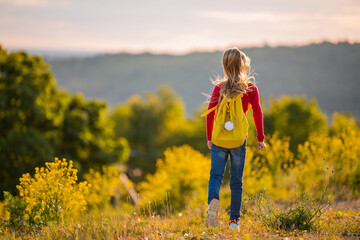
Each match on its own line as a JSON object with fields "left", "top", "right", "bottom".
{"left": 1, "top": 197, "right": 359, "bottom": 240}
{"left": 246, "top": 192, "right": 329, "bottom": 232}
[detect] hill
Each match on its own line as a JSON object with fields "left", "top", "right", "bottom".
{"left": 48, "top": 42, "right": 360, "bottom": 118}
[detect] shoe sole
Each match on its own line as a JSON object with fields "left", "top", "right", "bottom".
{"left": 229, "top": 225, "right": 239, "bottom": 230}
{"left": 205, "top": 199, "right": 220, "bottom": 227}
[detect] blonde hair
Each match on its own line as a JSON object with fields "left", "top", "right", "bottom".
{"left": 213, "top": 47, "right": 255, "bottom": 98}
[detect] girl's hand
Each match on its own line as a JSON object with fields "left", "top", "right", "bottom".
{"left": 207, "top": 140, "right": 212, "bottom": 150}
{"left": 258, "top": 141, "right": 266, "bottom": 151}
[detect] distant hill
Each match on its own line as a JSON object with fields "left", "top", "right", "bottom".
{"left": 48, "top": 42, "right": 360, "bottom": 118}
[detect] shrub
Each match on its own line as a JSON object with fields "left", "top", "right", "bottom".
{"left": 250, "top": 193, "right": 328, "bottom": 232}
{"left": 243, "top": 133, "right": 295, "bottom": 200}
{"left": 294, "top": 129, "right": 360, "bottom": 198}
{"left": 138, "top": 145, "right": 210, "bottom": 211}
{"left": 3, "top": 157, "right": 89, "bottom": 230}
{"left": 84, "top": 165, "right": 134, "bottom": 209}
{"left": 2, "top": 191, "right": 29, "bottom": 230}
{"left": 84, "top": 165, "right": 121, "bottom": 209}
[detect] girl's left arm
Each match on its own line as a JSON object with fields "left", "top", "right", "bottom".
{"left": 250, "top": 86, "right": 265, "bottom": 142}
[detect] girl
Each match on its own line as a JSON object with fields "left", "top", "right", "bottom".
{"left": 205, "top": 47, "right": 266, "bottom": 229}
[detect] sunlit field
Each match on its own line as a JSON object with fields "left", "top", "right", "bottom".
{"left": 1, "top": 46, "right": 359, "bottom": 239}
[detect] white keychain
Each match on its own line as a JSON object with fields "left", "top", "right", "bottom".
{"left": 224, "top": 121, "right": 234, "bottom": 131}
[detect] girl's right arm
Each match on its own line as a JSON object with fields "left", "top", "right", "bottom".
{"left": 206, "top": 85, "right": 221, "bottom": 146}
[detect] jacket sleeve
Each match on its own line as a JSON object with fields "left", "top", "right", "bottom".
{"left": 206, "top": 85, "right": 221, "bottom": 141}
{"left": 250, "top": 85, "right": 265, "bottom": 142}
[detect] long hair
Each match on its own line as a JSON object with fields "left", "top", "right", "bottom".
{"left": 212, "top": 47, "right": 255, "bottom": 98}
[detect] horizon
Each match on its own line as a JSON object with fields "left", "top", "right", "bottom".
{"left": 4, "top": 39, "right": 359, "bottom": 58}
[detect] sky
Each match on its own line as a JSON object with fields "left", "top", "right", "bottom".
{"left": 1, "top": 0, "right": 360, "bottom": 54}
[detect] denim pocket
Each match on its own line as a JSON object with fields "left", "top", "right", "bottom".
{"left": 211, "top": 143, "right": 221, "bottom": 152}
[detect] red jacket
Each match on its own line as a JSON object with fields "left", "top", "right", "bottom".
{"left": 206, "top": 82, "right": 265, "bottom": 142}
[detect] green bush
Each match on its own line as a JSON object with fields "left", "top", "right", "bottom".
{"left": 249, "top": 193, "right": 328, "bottom": 232}
{"left": 3, "top": 191, "right": 31, "bottom": 230}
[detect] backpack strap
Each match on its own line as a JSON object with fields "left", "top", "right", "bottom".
{"left": 225, "top": 94, "right": 243, "bottom": 112}
{"left": 200, "top": 105, "right": 218, "bottom": 117}
{"left": 201, "top": 93, "right": 243, "bottom": 117}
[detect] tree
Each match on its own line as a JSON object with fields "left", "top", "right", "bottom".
{"left": 0, "top": 46, "right": 60, "bottom": 195}
{"left": 110, "top": 87, "right": 186, "bottom": 181}
{"left": 263, "top": 96, "right": 327, "bottom": 154}
{"left": 57, "top": 93, "right": 129, "bottom": 175}
{"left": 0, "top": 46, "right": 128, "bottom": 196}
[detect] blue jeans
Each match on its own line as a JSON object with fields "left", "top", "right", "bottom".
{"left": 207, "top": 139, "right": 247, "bottom": 221}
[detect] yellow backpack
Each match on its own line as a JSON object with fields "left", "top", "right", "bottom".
{"left": 201, "top": 94, "right": 249, "bottom": 148}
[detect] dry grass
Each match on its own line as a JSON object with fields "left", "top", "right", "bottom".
{"left": 1, "top": 198, "right": 359, "bottom": 240}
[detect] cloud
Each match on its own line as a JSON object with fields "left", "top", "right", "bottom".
{"left": 197, "top": 10, "right": 325, "bottom": 23}
{"left": 197, "top": 9, "right": 360, "bottom": 30}
{"left": 0, "top": 0, "right": 49, "bottom": 7}
{"left": 198, "top": 10, "right": 281, "bottom": 22}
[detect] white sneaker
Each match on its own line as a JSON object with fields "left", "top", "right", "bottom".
{"left": 205, "top": 198, "right": 220, "bottom": 227}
